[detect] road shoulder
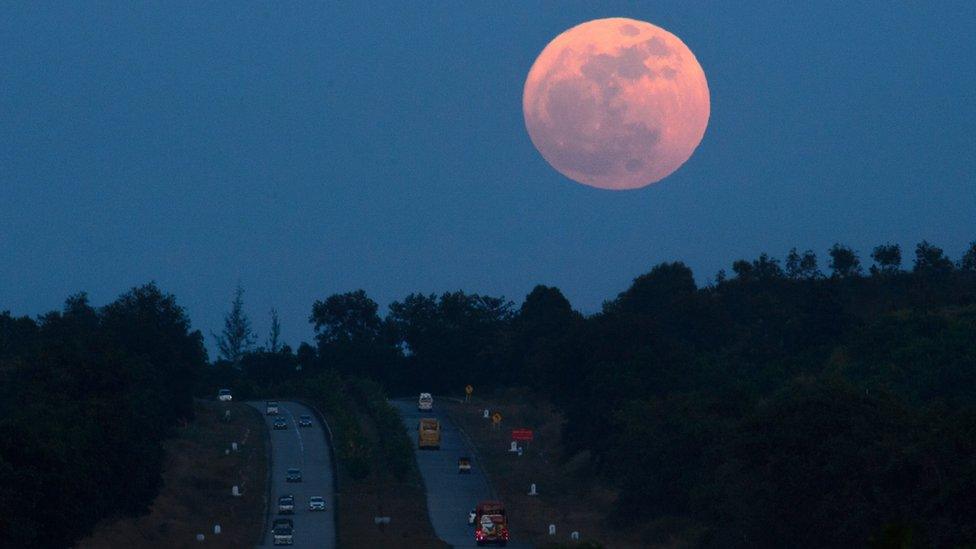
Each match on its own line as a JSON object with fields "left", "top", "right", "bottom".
{"left": 77, "top": 400, "right": 268, "bottom": 548}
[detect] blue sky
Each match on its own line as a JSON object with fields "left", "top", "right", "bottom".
{"left": 2, "top": 2, "right": 974, "bottom": 354}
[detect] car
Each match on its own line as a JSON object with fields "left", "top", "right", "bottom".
{"left": 308, "top": 495, "right": 326, "bottom": 511}
{"left": 458, "top": 456, "right": 472, "bottom": 474}
{"left": 277, "top": 494, "right": 295, "bottom": 514}
{"left": 217, "top": 388, "right": 233, "bottom": 402}
{"left": 298, "top": 415, "right": 313, "bottom": 427}
{"left": 266, "top": 401, "right": 279, "bottom": 415}
{"left": 272, "top": 518, "right": 294, "bottom": 545}
{"left": 273, "top": 416, "right": 288, "bottom": 430}
{"left": 286, "top": 468, "right": 302, "bottom": 482}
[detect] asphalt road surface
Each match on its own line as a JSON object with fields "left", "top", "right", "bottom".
{"left": 249, "top": 401, "right": 336, "bottom": 549}
{"left": 392, "top": 398, "right": 530, "bottom": 548}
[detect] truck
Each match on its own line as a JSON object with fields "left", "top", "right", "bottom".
{"left": 418, "top": 418, "right": 441, "bottom": 450}
{"left": 272, "top": 518, "right": 293, "bottom": 545}
{"left": 418, "top": 392, "right": 433, "bottom": 411}
{"left": 473, "top": 500, "right": 509, "bottom": 546}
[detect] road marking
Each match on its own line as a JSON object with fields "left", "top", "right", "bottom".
{"left": 281, "top": 403, "right": 306, "bottom": 469}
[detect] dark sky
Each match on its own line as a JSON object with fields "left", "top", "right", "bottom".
{"left": 3, "top": 2, "right": 974, "bottom": 355}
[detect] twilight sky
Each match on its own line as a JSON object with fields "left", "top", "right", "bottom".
{"left": 2, "top": 2, "right": 975, "bottom": 355}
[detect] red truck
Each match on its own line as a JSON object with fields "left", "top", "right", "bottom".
{"left": 474, "top": 500, "right": 509, "bottom": 546}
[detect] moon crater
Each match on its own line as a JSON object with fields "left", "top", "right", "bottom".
{"left": 523, "top": 18, "right": 710, "bottom": 190}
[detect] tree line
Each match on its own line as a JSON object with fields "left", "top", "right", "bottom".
{"left": 0, "top": 284, "right": 206, "bottom": 548}
{"left": 215, "top": 239, "right": 976, "bottom": 547}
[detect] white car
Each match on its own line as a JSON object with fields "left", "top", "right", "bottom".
{"left": 218, "top": 388, "right": 233, "bottom": 402}
{"left": 418, "top": 392, "right": 433, "bottom": 411}
{"left": 309, "top": 496, "right": 326, "bottom": 511}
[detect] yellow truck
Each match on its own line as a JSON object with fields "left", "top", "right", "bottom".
{"left": 418, "top": 418, "right": 441, "bottom": 450}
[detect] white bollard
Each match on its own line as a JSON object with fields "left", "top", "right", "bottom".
{"left": 231, "top": 442, "right": 239, "bottom": 452}
{"left": 232, "top": 485, "right": 241, "bottom": 497}
{"left": 213, "top": 524, "right": 221, "bottom": 535}
{"left": 548, "top": 524, "right": 556, "bottom": 536}
{"left": 529, "top": 483, "right": 538, "bottom": 496}
{"left": 517, "top": 447, "right": 524, "bottom": 457}
{"left": 195, "top": 534, "right": 205, "bottom": 542}
{"left": 483, "top": 409, "right": 490, "bottom": 419}
{"left": 571, "top": 531, "right": 580, "bottom": 540}
{"left": 509, "top": 441, "right": 518, "bottom": 453}
{"left": 224, "top": 449, "right": 230, "bottom": 455}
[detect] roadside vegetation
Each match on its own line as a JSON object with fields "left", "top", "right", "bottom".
{"left": 211, "top": 238, "right": 976, "bottom": 547}
{"left": 0, "top": 284, "right": 207, "bottom": 547}
{"left": 77, "top": 400, "right": 267, "bottom": 548}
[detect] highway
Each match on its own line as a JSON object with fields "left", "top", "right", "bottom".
{"left": 392, "top": 398, "right": 530, "bottom": 548}
{"left": 249, "top": 401, "right": 336, "bottom": 549}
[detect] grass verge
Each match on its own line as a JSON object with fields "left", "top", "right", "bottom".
{"left": 77, "top": 399, "right": 267, "bottom": 548}
{"left": 290, "top": 373, "right": 447, "bottom": 549}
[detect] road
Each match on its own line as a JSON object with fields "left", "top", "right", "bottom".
{"left": 248, "top": 401, "right": 336, "bottom": 549}
{"left": 392, "top": 398, "right": 530, "bottom": 548}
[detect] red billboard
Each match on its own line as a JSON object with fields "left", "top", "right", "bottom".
{"left": 511, "top": 429, "right": 534, "bottom": 441}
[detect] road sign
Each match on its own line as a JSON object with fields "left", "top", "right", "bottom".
{"left": 465, "top": 385, "right": 473, "bottom": 395}
{"left": 491, "top": 412, "right": 502, "bottom": 426}
{"left": 512, "top": 429, "right": 534, "bottom": 441}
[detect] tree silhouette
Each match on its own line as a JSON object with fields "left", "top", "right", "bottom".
{"left": 914, "top": 240, "right": 954, "bottom": 274}
{"left": 786, "top": 248, "right": 821, "bottom": 280}
{"left": 870, "top": 243, "right": 902, "bottom": 275}
{"left": 267, "top": 308, "right": 282, "bottom": 353}
{"left": 213, "top": 284, "right": 255, "bottom": 366}
{"left": 828, "top": 243, "right": 862, "bottom": 278}
{"left": 962, "top": 241, "right": 976, "bottom": 272}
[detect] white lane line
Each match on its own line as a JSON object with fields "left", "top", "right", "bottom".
{"left": 281, "top": 402, "right": 306, "bottom": 469}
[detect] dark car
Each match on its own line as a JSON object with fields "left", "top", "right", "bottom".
{"left": 298, "top": 415, "right": 313, "bottom": 427}
{"left": 277, "top": 494, "right": 295, "bottom": 514}
{"left": 273, "top": 416, "right": 288, "bottom": 430}
{"left": 308, "top": 495, "right": 326, "bottom": 511}
{"left": 286, "top": 468, "right": 302, "bottom": 482}
{"left": 272, "top": 518, "right": 294, "bottom": 545}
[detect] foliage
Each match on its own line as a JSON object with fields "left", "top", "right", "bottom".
{"left": 0, "top": 285, "right": 205, "bottom": 547}
{"left": 871, "top": 243, "right": 902, "bottom": 274}
{"left": 267, "top": 308, "right": 283, "bottom": 353}
{"left": 828, "top": 243, "right": 862, "bottom": 278}
{"left": 213, "top": 284, "right": 256, "bottom": 365}
{"left": 276, "top": 239, "right": 976, "bottom": 546}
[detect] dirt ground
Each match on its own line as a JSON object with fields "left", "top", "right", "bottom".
{"left": 445, "top": 390, "right": 689, "bottom": 549}
{"left": 336, "top": 477, "right": 447, "bottom": 549}
{"left": 77, "top": 400, "right": 267, "bottom": 548}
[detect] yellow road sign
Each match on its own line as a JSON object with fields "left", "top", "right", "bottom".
{"left": 491, "top": 412, "right": 502, "bottom": 425}
{"left": 465, "top": 385, "right": 473, "bottom": 395}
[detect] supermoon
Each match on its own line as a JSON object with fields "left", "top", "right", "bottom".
{"left": 523, "top": 18, "right": 710, "bottom": 190}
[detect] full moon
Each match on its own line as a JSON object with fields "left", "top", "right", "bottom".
{"left": 523, "top": 18, "right": 710, "bottom": 190}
